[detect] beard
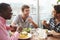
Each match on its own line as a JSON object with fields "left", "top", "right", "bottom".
{"left": 5, "top": 16, "right": 11, "bottom": 20}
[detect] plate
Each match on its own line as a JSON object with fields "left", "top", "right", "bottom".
{"left": 18, "top": 33, "right": 32, "bottom": 39}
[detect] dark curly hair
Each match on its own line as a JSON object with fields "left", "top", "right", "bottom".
{"left": 54, "top": 5, "right": 60, "bottom": 13}
{"left": 0, "top": 3, "right": 10, "bottom": 13}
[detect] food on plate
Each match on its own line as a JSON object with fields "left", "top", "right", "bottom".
{"left": 23, "top": 28, "right": 32, "bottom": 33}
{"left": 45, "top": 29, "right": 48, "bottom": 33}
{"left": 19, "top": 31, "right": 28, "bottom": 39}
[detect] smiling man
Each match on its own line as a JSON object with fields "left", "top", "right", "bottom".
{"left": 11, "top": 5, "right": 38, "bottom": 28}
{"left": 0, "top": 3, "right": 22, "bottom": 40}
{"left": 42, "top": 5, "right": 60, "bottom": 39}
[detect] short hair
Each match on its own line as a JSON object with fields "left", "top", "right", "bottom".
{"left": 21, "top": 5, "right": 30, "bottom": 12}
{"left": 54, "top": 5, "right": 60, "bottom": 13}
{"left": 0, "top": 3, "right": 10, "bottom": 13}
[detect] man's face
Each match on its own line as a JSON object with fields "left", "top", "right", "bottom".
{"left": 52, "top": 9, "right": 56, "bottom": 17}
{"left": 3, "top": 6, "right": 12, "bottom": 19}
{"left": 23, "top": 8, "right": 30, "bottom": 17}
{"left": 56, "top": 13, "right": 60, "bottom": 19}
{"left": 53, "top": 9, "right": 60, "bottom": 19}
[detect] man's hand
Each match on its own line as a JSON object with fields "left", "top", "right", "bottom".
{"left": 10, "top": 25, "right": 17, "bottom": 32}
{"left": 49, "top": 30, "right": 60, "bottom": 38}
{"left": 28, "top": 18, "right": 38, "bottom": 28}
{"left": 51, "top": 30, "right": 60, "bottom": 35}
{"left": 42, "top": 20, "right": 50, "bottom": 28}
{"left": 16, "top": 27, "right": 23, "bottom": 33}
{"left": 28, "top": 18, "right": 33, "bottom": 23}
{"left": 42, "top": 20, "right": 47, "bottom": 25}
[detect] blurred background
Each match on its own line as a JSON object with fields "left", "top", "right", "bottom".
{"left": 0, "top": 0, "right": 60, "bottom": 28}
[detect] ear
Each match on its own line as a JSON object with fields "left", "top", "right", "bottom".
{"left": 52, "top": 11, "right": 56, "bottom": 17}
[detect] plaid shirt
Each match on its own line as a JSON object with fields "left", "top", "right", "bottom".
{"left": 49, "top": 18, "right": 60, "bottom": 33}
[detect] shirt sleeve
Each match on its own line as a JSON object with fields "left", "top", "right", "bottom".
{"left": 54, "top": 25, "right": 60, "bottom": 33}
{"left": 49, "top": 18, "right": 55, "bottom": 30}
{"left": 10, "top": 32, "right": 19, "bottom": 40}
{"left": 0, "top": 23, "right": 19, "bottom": 40}
{"left": 12, "top": 15, "right": 20, "bottom": 25}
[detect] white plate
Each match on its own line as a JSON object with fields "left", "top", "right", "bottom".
{"left": 18, "top": 33, "right": 32, "bottom": 39}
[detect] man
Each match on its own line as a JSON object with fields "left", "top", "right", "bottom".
{"left": 0, "top": 3, "right": 22, "bottom": 40}
{"left": 11, "top": 5, "right": 38, "bottom": 28}
{"left": 42, "top": 5, "right": 60, "bottom": 37}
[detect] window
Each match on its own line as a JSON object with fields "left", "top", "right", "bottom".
{"left": 0, "top": 0, "right": 58, "bottom": 27}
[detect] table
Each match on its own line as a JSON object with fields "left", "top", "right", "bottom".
{"left": 18, "top": 28, "right": 47, "bottom": 40}
{"left": 46, "top": 36, "right": 60, "bottom": 40}
{"left": 18, "top": 38, "right": 31, "bottom": 40}
{"left": 18, "top": 28, "right": 60, "bottom": 40}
